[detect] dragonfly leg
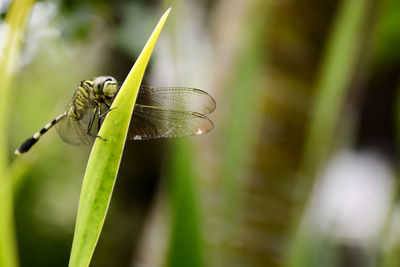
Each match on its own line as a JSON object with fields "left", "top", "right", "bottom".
{"left": 97, "top": 104, "right": 116, "bottom": 132}
{"left": 99, "top": 107, "right": 116, "bottom": 119}
{"left": 87, "top": 132, "right": 107, "bottom": 141}
{"left": 98, "top": 104, "right": 101, "bottom": 133}
{"left": 87, "top": 105, "right": 107, "bottom": 141}
{"left": 87, "top": 106, "right": 98, "bottom": 135}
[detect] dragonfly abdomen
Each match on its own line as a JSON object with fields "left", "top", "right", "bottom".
{"left": 14, "top": 112, "right": 67, "bottom": 154}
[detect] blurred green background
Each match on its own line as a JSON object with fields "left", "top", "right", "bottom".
{"left": 1, "top": 0, "right": 400, "bottom": 266}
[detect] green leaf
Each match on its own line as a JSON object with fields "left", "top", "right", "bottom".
{"left": 300, "top": 0, "right": 371, "bottom": 177}
{"left": 166, "top": 141, "right": 204, "bottom": 267}
{"left": 0, "top": 1, "right": 36, "bottom": 267}
{"left": 68, "top": 8, "right": 171, "bottom": 267}
{"left": 287, "top": 0, "right": 373, "bottom": 266}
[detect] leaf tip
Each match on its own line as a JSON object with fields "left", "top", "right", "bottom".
{"left": 164, "top": 7, "right": 172, "bottom": 17}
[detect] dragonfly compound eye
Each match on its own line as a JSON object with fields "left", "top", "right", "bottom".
{"left": 93, "top": 77, "right": 105, "bottom": 95}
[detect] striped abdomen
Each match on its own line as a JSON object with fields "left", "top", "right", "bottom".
{"left": 14, "top": 113, "right": 67, "bottom": 154}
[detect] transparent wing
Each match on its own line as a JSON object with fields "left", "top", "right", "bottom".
{"left": 136, "top": 86, "right": 216, "bottom": 114}
{"left": 55, "top": 103, "right": 101, "bottom": 145}
{"left": 129, "top": 104, "right": 214, "bottom": 140}
{"left": 55, "top": 115, "right": 94, "bottom": 145}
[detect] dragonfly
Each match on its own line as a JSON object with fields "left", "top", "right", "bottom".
{"left": 15, "top": 76, "right": 216, "bottom": 154}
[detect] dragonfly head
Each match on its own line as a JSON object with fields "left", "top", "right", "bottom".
{"left": 93, "top": 76, "right": 119, "bottom": 98}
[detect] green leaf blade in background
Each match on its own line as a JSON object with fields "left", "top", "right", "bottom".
{"left": 288, "top": 0, "right": 374, "bottom": 266}
{"left": 166, "top": 140, "right": 204, "bottom": 267}
{"left": 0, "top": 1, "right": 36, "bottom": 267}
{"left": 300, "top": 0, "right": 373, "bottom": 178}
{"left": 68, "top": 8, "right": 170, "bottom": 267}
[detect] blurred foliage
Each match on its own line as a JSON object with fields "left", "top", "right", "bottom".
{"left": 0, "top": 0, "right": 35, "bottom": 266}
{"left": 166, "top": 141, "right": 203, "bottom": 267}
{"left": 1, "top": 0, "right": 400, "bottom": 266}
